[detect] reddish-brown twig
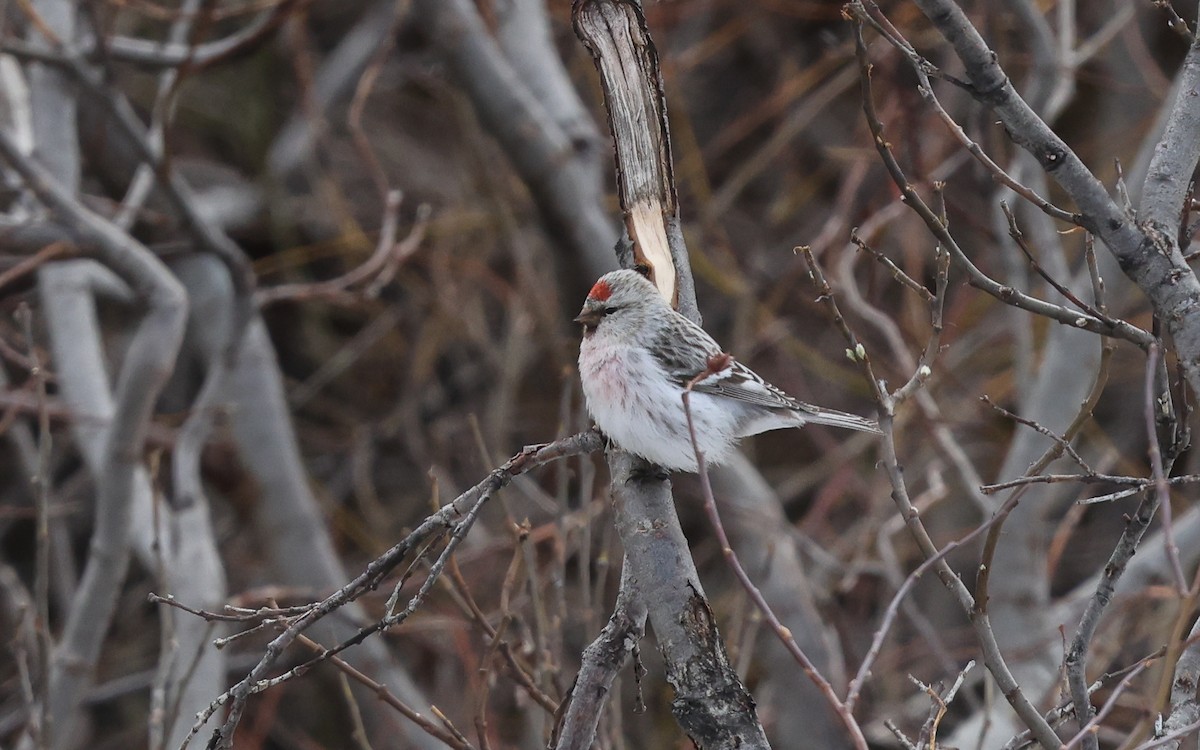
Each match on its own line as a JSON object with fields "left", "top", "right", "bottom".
{"left": 680, "top": 356, "right": 870, "bottom": 750}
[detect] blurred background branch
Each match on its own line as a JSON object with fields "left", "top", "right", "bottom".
{"left": 3, "top": 1, "right": 1200, "bottom": 749}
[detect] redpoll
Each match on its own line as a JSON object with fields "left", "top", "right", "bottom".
{"left": 576, "top": 269, "right": 880, "bottom": 472}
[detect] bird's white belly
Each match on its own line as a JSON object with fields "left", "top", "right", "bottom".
{"left": 579, "top": 339, "right": 735, "bottom": 471}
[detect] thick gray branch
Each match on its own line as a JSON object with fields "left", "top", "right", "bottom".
{"left": 413, "top": 0, "right": 616, "bottom": 281}
{"left": 608, "top": 452, "right": 769, "bottom": 749}
{"left": 573, "top": 0, "right": 698, "bottom": 318}
{"left": 209, "top": 263, "right": 446, "bottom": 750}
{"left": 568, "top": 2, "right": 766, "bottom": 746}
{"left": 1157, "top": 617, "right": 1200, "bottom": 750}
{"left": 1142, "top": 28, "right": 1200, "bottom": 242}
{"left": 0, "top": 130, "right": 189, "bottom": 749}
{"left": 912, "top": 0, "right": 1200, "bottom": 393}
{"left": 553, "top": 563, "right": 646, "bottom": 750}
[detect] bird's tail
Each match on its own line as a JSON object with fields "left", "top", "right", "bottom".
{"left": 800, "top": 407, "right": 882, "bottom": 435}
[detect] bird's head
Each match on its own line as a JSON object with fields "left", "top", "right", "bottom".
{"left": 574, "top": 269, "right": 663, "bottom": 334}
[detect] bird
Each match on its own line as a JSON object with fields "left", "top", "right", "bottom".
{"left": 575, "top": 268, "right": 880, "bottom": 472}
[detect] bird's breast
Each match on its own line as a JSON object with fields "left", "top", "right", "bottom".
{"left": 579, "top": 340, "right": 634, "bottom": 408}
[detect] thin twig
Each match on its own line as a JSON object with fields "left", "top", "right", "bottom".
{"left": 16, "top": 303, "right": 53, "bottom": 750}
{"left": 442, "top": 559, "right": 559, "bottom": 715}
{"left": 180, "top": 430, "right": 603, "bottom": 749}
{"left": 981, "top": 473, "right": 1200, "bottom": 495}
{"left": 855, "top": 2, "right": 1079, "bottom": 226}
{"left": 3, "top": 0, "right": 298, "bottom": 70}
{"left": 845, "top": 516, "right": 994, "bottom": 712}
{"left": 345, "top": 0, "right": 412, "bottom": 204}
{"left": 681, "top": 360, "right": 869, "bottom": 750}
{"left": 1002, "top": 648, "right": 1166, "bottom": 750}
{"left": 850, "top": 229, "right": 934, "bottom": 301}
{"left": 1064, "top": 344, "right": 1179, "bottom": 750}
{"left": 1152, "top": 0, "right": 1196, "bottom": 43}
{"left": 0, "top": 242, "right": 74, "bottom": 290}
{"left": 846, "top": 5, "right": 1153, "bottom": 350}
{"left": 1000, "top": 201, "right": 1112, "bottom": 325}
{"left": 256, "top": 195, "right": 429, "bottom": 306}
{"left": 980, "top": 395, "right": 1094, "bottom": 474}
{"left": 1146, "top": 342, "right": 1189, "bottom": 596}
{"left": 1061, "top": 662, "right": 1148, "bottom": 750}
{"left": 803, "top": 198, "right": 1061, "bottom": 748}
{"left": 1138, "top": 718, "right": 1200, "bottom": 749}
{"left": 292, "top": 632, "right": 474, "bottom": 750}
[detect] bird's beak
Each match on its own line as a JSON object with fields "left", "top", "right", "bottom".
{"left": 574, "top": 306, "right": 602, "bottom": 327}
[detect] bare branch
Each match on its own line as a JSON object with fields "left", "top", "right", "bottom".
{"left": 802, "top": 240, "right": 1062, "bottom": 749}
{"left": 197, "top": 431, "right": 603, "bottom": 749}
{"left": 1, "top": 125, "right": 189, "bottom": 749}
{"left": 1152, "top": 618, "right": 1200, "bottom": 750}
{"left": 552, "top": 564, "right": 646, "bottom": 750}
{"left": 3, "top": 1, "right": 297, "bottom": 71}
{"left": 899, "top": 0, "right": 1200, "bottom": 396}
{"left": 847, "top": 5, "right": 1153, "bottom": 350}
{"left": 681, "top": 367, "right": 866, "bottom": 750}
{"left": 1064, "top": 344, "right": 1179, "bottom": 750}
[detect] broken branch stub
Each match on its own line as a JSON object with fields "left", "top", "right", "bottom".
{"left": 573, "top": 0, "right": 679, "bottom": 307}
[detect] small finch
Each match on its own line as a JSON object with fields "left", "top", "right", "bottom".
{"left": 576, "top": 269, "right": 880, "bottom": 472}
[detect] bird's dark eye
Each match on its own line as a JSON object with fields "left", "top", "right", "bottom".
{"left": 604, "top": 306, "right": 618, "bottom": 315}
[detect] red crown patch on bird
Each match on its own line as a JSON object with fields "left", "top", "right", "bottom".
{"left": 588, "top": 279, "right": 612, "bottom": 301}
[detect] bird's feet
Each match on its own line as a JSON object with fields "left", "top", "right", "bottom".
{"left": 627, "top": 457, "right": 671, "bottom": 483}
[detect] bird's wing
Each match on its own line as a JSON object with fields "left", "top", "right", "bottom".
{"left": 689, "top": 360, "right": 818, "bottom": 413}
{"left": 650, "top": 314, "right": 815, "bottom": 414}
